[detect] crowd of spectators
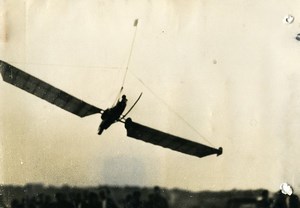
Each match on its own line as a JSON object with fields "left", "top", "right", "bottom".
{"left": 6, "top": 186, "right": 300, "bottom": 208}
{"left": 269, "top": 190, "right": 299, "bottom": 208}
{"left": 9, "top": 186, "right": 169, "bottom": 208}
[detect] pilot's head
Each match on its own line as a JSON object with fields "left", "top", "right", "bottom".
{"left": 122, "top": 95, "right": 127, "bottom": 102}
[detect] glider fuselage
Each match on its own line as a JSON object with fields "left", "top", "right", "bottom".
{"left": 98, "top": 95, "right": 127, "bottom": 135}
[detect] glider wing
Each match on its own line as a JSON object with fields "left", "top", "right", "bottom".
{"left": 0, "top": 60, "right": 102, "bottom": 117}
{"left": 125, "top": 118, "right": 223, "bottom": 158}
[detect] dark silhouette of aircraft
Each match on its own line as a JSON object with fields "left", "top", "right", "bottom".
{"left": 98, "top": 95, "right": 127, "bottom": 135}
{"left": 0, "top": 60, "right": 223, "bottom": 158}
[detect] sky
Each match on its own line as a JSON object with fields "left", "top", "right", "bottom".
{"left": 1, "top": 0, "right": 300, "bottom": 192}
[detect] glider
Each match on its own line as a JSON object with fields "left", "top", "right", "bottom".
{"left": 0, "top": 60, "right": 223, "bottom": 158}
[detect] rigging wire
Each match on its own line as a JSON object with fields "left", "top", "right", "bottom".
{"left": 111, "top": 86, "right": 124, "bottom": 107}
{"left": 130, "top": 71, "right": 215, "bottom": 147}
{"left": 6, "top": 61, "right": 122, "bottom": 70}
{"left": 122, "top": 19, "right": 139, "bottom": 88}
{"left": 112, "top": 19, "right": 139, "bottom": 106}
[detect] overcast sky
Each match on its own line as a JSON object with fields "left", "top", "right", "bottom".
{"left": 1, "top": 0, "right": 300, "bottom": 192}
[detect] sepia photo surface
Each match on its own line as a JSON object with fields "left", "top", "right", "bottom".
{"left": 1, "top": 0, "right": 300, "bottom": 207}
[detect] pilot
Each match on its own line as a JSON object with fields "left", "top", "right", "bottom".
{"left": 98, "top": 95, "right": 127, "bottom": 135}
{"left": 113, "top": 95, "right": 127, "bottom": 116}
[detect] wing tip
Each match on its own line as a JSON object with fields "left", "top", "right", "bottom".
{"left": 0, "top": 60, "right": 6, "bottom": 75}
{"left": 217, "top": 147, "right": 223, "bottom": 156}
